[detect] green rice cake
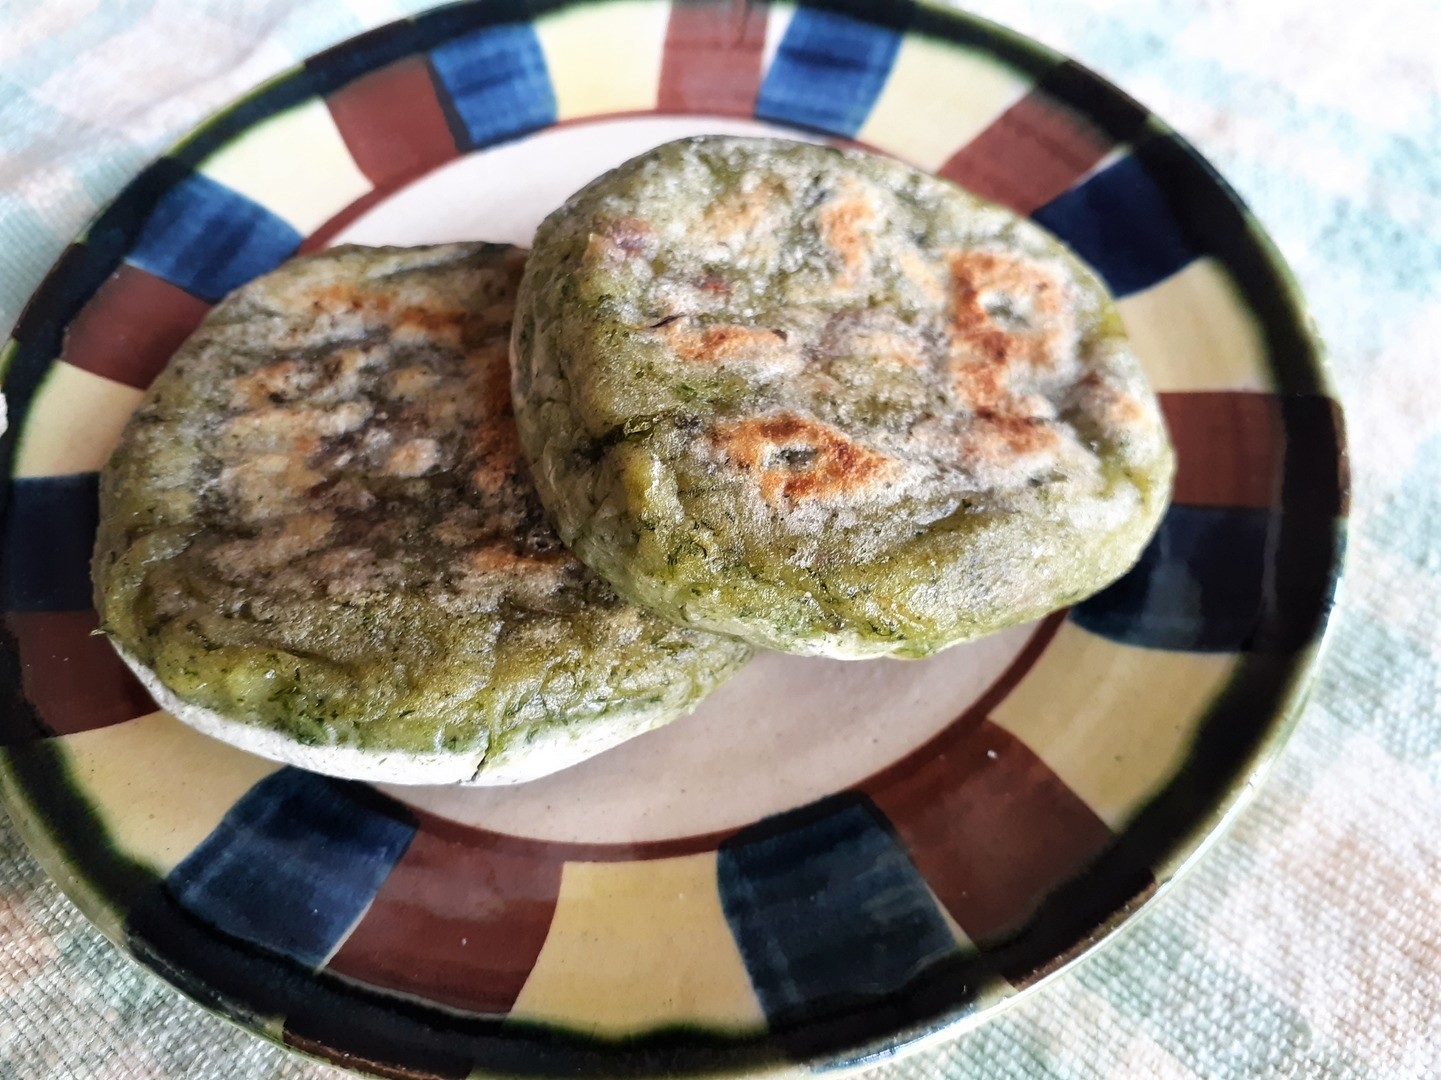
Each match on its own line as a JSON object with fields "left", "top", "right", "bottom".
{"left": 512, "top": 137, "right": 1174, "bottom": 658}
{"left": 93, "top": 243, "right": 751, "bottom": 784}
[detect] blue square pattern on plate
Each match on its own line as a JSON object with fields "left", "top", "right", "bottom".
{"left": 755, "top": 6, "right": 903, "bottom": 137}
{"left": 1071, "top": 504, "right": 1272, "bottom": 652}
{"left": 1, "top": 475, "right": 100, "bottom": 614}
{"left": 427, "top": 22, "right": 556, "bottom": 151}
{"left": 718, "top": 795, "right": 961, "bottom": 1022}
{"left": 1032, "top": 153, "right": 1196, "bottom": 298}
{"left": 167, "top": 768, "right": 416, "bottom": 969}
{"left": 125, "top": 172, "right": 302, "bottom": 303}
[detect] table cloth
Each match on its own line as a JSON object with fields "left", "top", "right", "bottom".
{"left": 1, "top": 1, "right": 1437, "bottom": 1077}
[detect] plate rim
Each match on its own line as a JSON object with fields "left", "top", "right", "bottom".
{"left": 0, "top": 0, "right": 1350, "bottom": 1075}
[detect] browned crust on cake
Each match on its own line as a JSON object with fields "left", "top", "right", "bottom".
{"left": 93, "top": 242, "right": 751, "bottom": 777}
{"left": 512, "top": 136, "right": 1175, "bottom": 657}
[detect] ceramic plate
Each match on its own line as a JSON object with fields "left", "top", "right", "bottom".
{"left": 0, "top": 1, "right": 1347, "bottom": 1076}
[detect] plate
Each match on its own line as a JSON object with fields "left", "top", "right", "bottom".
{"left": 0, "top": 1, "right": 1347, "bottom": 1076}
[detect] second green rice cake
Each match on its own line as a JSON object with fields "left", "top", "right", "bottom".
{"left": 513, "top": 137, "right": 1174, "bottom": 659}
{"left": 94, "top": 243, "right": 751, "bottom": 785}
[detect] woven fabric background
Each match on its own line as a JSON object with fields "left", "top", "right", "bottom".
{"left": 2, "top": 1, "right": 1438, "bottom": 1077}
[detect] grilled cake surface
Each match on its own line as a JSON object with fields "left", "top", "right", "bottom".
{"left": 513, "top": 137, "right": 1174, "bottom": 658}
{"left": 93, "top": 243, "right": 751, "bottom": 785}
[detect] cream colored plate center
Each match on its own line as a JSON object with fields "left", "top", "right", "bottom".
{"left": 339, "top": 117, "right": 1032, "bottom": 844}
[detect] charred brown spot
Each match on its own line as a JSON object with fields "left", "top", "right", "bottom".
{"left": 1072, "top": 370, "right": 1148, "bottom": 430}
{"left": 949, "top": 360, "right": 1008, "bottom": 412}
{"left": 609, "top": 217, "right": 654, "bottom": 253}
{"left": 465, "top": 543, "right": 569, "bottom": 574}
{"left": 483, "top": 349, "right": 516, "bottom": 422}
{"left": 693, "top": 273, "right": 730, "bottom": 295}
{"left": 391, "top": 304, "right": 468, "bottom": 338}
{"left": 702, "top": 180, "right": 784, "bottom": 240}
{"left": 663, "top": 323, "right": 795, "bottom": 366}
{"left": 228, "top": 360, "right": 313, "bottom": 410}
{"left": 818, "top": 191, "right": 876, "bottom": 276}
{"left": 302, "top": 282, "right": 490, "bottom": 347}
{"left": 946, "top": 253, "right": 1081, "bottom": 471}
{"left": 969, "top": 409, "right": 1060, "bottom": 457}
{"left": 947, "top": 250, "right": 1072, "bottom": 376}
{"left": 711, "top": 412, "right": 894, "bottom": 504}
{"left": 584, "top": 216, "right": 657, "bottom": 266}
{"left": 308, "top": 282, "right": 391, "bottom": 315}
{"left": 467, "top": 357, "right": 523, "bottom": 495}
